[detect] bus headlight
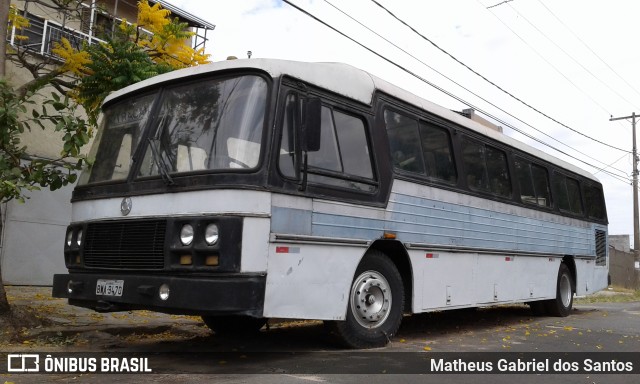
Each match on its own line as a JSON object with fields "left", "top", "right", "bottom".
{"left": 76, "top": 229, "right": 83, "bottom": 246}
{"left": 180, "top": 224, "right": 194, "bottom": 246}
{"left": 205, "top": 224, "right": 219, "bottom": 245}
{"left": 66, "top": 230, "right": 73, "bottom": 247}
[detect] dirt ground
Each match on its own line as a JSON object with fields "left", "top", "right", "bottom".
{"left": 0, "top": 286, "right": 208, "bottom": 350}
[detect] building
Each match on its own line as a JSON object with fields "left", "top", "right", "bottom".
{"left": 1, "top": 0, "right": 215, "bottom": 285}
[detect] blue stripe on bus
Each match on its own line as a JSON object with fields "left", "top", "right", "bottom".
{"left": 272, "top": 192, "right": 603, "bottom": 257}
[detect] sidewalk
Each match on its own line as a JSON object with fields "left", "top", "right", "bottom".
{"left": 2, "top": 285, "right": 207, "bottom": 349}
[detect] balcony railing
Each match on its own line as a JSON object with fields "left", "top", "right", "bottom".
{"left": 7, "top": 13, "right": 103, "bottom": 61}
{"left": 7, "top": 10, "right": 209, "bottom": 62}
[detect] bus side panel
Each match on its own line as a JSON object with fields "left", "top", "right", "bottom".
{"left": 591, "top": 265, "right": 609, "bottom": 294}
{"left": 262, "top": 243, "right": 363, "bottom": 320}
{"left": 472, "top": 254, "right": 558, "bottom": 304}
{"left": 419, "top": 252, "right": 475, "bottom": 309}
{"left": 240, "top": 217, "right": 271, "bottom": 272}
{"left": 416, "top": 252, "right": 559, "bottom": 311}
{"left": 575, "top": 259, "right": 608, "bottom": 296}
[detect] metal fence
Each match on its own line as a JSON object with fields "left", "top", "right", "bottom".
{"left": 7, "top": 13, "right": 102, "bottom": 61}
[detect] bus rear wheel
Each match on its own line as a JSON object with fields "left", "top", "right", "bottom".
{"left": 328, "top": 251, "right": 404, "bottom": 349}
{"left": 544, "top": 263, "right": 574, "bottom": 317}
{"left": 202, "top": 315, "right": 267, "bottom": 336}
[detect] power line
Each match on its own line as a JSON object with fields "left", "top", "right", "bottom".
{"left": 536, "top": 0, "right": 640, "bottom": 105}
{"left": 368, "top": 0, "right": 630, "bottom": 154}
{"left": 502, "top": 1, "right": 640, "bottom": 111}
{"left": 479, "top": 0, "right": 632, "bottom": 135}
{"left": 487, "top": 0, "right": 515, "bottom": 9}
{"left": 280, "top": 0, "right": 631, "bottom": 184}
{"left": 321, "top": 0, "right": 629, "bottom": 179}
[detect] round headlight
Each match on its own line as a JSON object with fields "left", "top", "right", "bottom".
{"left": 180, "top": 224, "right": 194, "bottom": 245}
{"left": 76, "top": 229, "right": 83, "bottom": 246}
{"left": 66, "top": 230, "right": 73, "bottom": 247}
{"left": 205, "top": 224, "right": 219, "bottom": 245}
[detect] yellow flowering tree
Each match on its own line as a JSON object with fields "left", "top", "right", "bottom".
{"left": 0, "top": 0, "right": 210, "bottom": 315}
{"left": 51, "top": 0, "right": 210, "bottom": 123}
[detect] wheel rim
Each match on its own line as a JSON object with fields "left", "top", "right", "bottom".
{"left": 559, "top": 273, "right": 572, "bottom": 308}
{"left": 350, "top": 270, "right": 392, "bottom": 329}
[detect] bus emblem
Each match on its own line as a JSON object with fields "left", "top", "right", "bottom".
{"left": 120, "top": 197, "right": 132, "bottom": 216}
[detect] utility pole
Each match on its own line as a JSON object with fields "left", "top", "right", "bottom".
{"left": 610, "top": 113, "right": 639, "bottom": 264}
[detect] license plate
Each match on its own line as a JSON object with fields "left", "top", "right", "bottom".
{"left": 95, "top": 279, "right": 124, "bottom": 297}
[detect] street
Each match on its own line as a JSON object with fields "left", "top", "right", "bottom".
{"left": 1, "top": 295, "right": 639, "bottom": 383}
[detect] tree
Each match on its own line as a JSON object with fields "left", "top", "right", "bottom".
{"left": 0, "top": 0, "right": 210, "bottom": 315}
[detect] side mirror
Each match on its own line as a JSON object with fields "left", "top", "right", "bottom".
{"left": 302, "top": 97, "right": 321, "bottom": 152}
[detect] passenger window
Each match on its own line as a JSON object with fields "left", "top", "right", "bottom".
{"left": 385, "top": 110, "right": 425, "bottom": 175}
{"left": 531, "top": 164, "right": 551, "bottom": 207}
{"left": 485, "top": 146, "right": 511, "bottom": 197}
{"left": 514, "top": 157, "right": 550, "bottom": 207}
{"left": 462, "top": 139, "right": 489, "bottom": 191}
{"left": 515, "top": 158, "right": 536, "bottom": 203}
{"left": 554, "top": 173, "right": 583, "bottom": 215}
{"left": 419, "top": 122, "right": 457, "bottom": 183}
{"left": 462, "top": 138, "right": 511, "bottom": 197}
{"left": 584, "top": 184, "right": 606, "bottom": 220}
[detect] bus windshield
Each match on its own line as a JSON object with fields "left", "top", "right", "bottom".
{"left": 80, "top": 75, "right": 268, "bottom": 185}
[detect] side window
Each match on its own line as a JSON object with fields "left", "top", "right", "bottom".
{"left": 278, "top": 95, "right": 375, "bottom": 192}
{"left": 462, "top": 138, "right": 511, "bottom": 197}
{"left": 514, "top": 158, "right": 535, "bottom": 203}
{"left": 308, "top": 107, "right": 342, "bottom": 172}
{"left": 485, "top": 146, "right": 511, "bottom": 197}
{"left": 334, "top": 111, "right": 373, "bottom": 178}
{"left": 385, "top": 110, "right": 425, "bottom": 175}
{"left": 278, "top": 93, "right": 297, "bottom": 178}
{"left": 462, "top": 138, "right": 489, "bottom": 191}
{"left": 531, "top": 164, "right": 551, "bottom": 207}
{"left": 419, "top": 122, "right": 457, "bottom": 183}
{"left": 514, "top": 157, "right": 551, "bottom": 207}
{"left": 584, "top": 184, "right": 606, "bottom": 220}
{"left": 554, "top": 173, "right": 584, "bottom": 215}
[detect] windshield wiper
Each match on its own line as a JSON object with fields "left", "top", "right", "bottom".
{"left": 147, "top": 138, "right": 174, "bottom": 185}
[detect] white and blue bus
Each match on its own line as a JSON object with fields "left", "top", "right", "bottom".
{"left": 53, "top": 59, "right": 609, "bottom": 348}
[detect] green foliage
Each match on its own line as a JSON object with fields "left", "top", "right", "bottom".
{"left": 1, "top": 0, "right": 206, "bottom": 204}
{"left": 0, "top": 79, "right": 90, "bottom": 203}
{"left": 76, "top": 32, "right": 172, "bottom": 124}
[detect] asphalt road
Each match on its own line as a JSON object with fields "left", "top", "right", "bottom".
{"left": 3, "top": 300, "right": 640, "bottom": 383}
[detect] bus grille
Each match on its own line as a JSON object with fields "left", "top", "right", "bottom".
{"left": 83, "top": 220, "right": 166, "bottom": 270}
{"left": 595, "top": 229, "right": 607, "bottom": 266}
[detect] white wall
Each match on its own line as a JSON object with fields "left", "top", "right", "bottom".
{"left": 1, "top": 183, "right": 73, "bottom": 285}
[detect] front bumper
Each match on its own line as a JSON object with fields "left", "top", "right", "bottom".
{"left": 52, "top": 273, "right": 266, "bottom": 317}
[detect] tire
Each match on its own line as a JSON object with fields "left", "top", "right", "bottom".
{"left": 202, "top": 315, "right": 267, "bottom": 335}
{"left": 544, "top": 263, "right": 574, "bottom": 317}
{"left": 329, "top": 251, "right": 405, "bottom": 349}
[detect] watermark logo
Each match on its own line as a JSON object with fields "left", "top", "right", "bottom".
{"left": 5, "top": 354, "right": 153, "bottom": 373}
{"left": 7, "top": 354, "right": 40, "bottom": 372}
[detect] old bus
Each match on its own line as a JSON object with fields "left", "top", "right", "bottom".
{"left": 53, "top": 59, "right": 609, "bottom": 348}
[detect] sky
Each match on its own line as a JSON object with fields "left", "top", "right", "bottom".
{"left": 170, "top": 0, "right": 640, "bottom": 246}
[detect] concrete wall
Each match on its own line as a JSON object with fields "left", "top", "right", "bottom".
{"left": 609, "top": 247, "right": 639, "bottom": 289}
{"left": 0, "top": 183, "right": 73, "bottom": 285}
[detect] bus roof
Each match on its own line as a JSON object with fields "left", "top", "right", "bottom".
{"left": 104, "top": 58, "right": 600, "bottom": 182}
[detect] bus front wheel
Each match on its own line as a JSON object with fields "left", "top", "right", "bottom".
{"left": 544, "top": 263, "right": 574, "bottom": 317}
{"left": 202, "top": 315, "right": 267, "bottom": 336}
{"left": 328, "top": 251, "right": 405, "bottom": 349}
